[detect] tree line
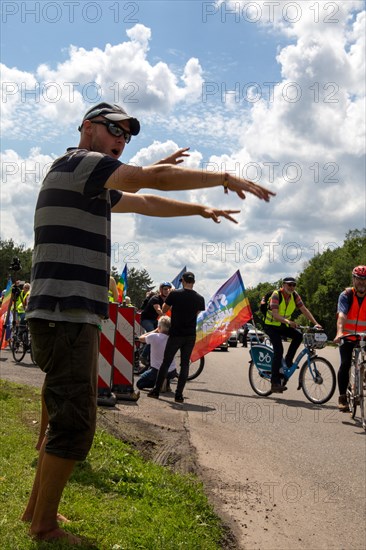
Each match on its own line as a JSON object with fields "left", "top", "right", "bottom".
{"left": 1, "top": 228, "right": 365, "bottom": 338}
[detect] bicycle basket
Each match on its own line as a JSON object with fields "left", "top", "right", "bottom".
{"left": 303, "top": 332, "right": 327, "bottom": 349}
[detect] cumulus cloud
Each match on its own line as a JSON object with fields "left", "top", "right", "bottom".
{"left": 0, "top": 24, "right": 204, "bottom": 140}
{"left": 0, "top": 148, "right": 56, "bottom": 244}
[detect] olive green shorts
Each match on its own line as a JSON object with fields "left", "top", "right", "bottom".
{"left": 29, "top": 319, "right": 100, "bottom": 461}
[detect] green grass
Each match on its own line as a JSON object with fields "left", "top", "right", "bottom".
{"left": 0, "top": 380, "right": 227, "bottom": 549}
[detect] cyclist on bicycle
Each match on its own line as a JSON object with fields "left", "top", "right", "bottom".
{"left": 16, "top": 283, "right": 31, "bottom": 325}
{"left": 334, "top": 265, "right": 366, "bottom": 411}
{"left": 264, "top": 276, "right": 322, "bottom": 393}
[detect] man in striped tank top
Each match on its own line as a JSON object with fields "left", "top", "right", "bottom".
{"left": 23, "top": 102, "right": 274, "bottom": 543}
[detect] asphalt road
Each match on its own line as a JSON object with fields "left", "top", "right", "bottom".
{"left": 1, "top": 344, "right": 365, "bottom": 550}
{"left": 185, "top": 344, "right": 366, "bottom": 550}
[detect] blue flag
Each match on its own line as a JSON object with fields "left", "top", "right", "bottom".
{"left": 171, "top": 266, "right": 187, "bottom": 289}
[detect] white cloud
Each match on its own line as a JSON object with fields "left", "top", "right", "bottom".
{"left": 0, "top": 24, "right": 204, "bottom": 140}
{"left": 0, "top": 148, "right": 55, "bottom": 245}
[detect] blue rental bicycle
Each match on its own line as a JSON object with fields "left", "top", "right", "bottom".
{"left": 249, "top": 327, "right": 336, "bottom": 404}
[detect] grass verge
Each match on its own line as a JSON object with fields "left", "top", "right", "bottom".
{"left": 0, "top": 380, "right": 228, "bottom": 549}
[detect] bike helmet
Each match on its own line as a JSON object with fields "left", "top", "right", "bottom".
{"left": 352, "top": 266, "right": 366, "bottom": 279}
{"left": 160, "top": 281, "right": 172, "bottom": 289}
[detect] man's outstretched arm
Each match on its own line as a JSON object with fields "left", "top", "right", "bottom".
{"left": 105, "top": 163, "right": 275, "bottom": 202}
{"left": 112, "top": 192, "right": 240, "bottom": 224}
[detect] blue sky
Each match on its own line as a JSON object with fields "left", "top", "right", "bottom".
{"left": 1, "top": 1, "right": 365, "bottom": 299}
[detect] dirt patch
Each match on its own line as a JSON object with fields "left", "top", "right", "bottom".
{"left": 97, "top": 407, "right": 198, "bottom": 474}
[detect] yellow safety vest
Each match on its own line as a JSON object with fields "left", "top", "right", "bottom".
{"left": 16, "top": 290, "right": 29, "bottom": 314}
{"left": 265, "top": 290, "right": 296, "bottom": 327}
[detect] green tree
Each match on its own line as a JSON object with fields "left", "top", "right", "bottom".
{"left": 297, "top": 229, "right": 366, "bottom": 338}
{"left": 0, "top": 239, "right": 33, "bottom": 287}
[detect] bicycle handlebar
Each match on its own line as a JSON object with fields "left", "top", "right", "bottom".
{"left": 296, "top": 325, "right": 324, "bottom": 332}
{"left": 340, "top": 332, "right": 366, "bottom": 342}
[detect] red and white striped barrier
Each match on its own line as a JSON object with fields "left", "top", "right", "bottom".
{"left": 134, "top": 310, "right": 145, "bottom": 338}
{"left": 97, "top": 303, "right": 118, "bottom": 406}
{"left": 112, "top": 307, "right": 135, "bottom": 397}
{"left": 98, "top": 304, "right": 140, "bottom": 403}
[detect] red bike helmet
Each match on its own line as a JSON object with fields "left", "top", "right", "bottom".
{"left": 352, "top": 266, "right": 366, "bottom": 279}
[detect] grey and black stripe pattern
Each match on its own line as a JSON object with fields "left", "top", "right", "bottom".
{"left": 28, "top": 148, "right": 122, "bottom": 318}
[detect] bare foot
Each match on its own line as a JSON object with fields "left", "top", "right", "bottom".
{"left": 56, "top": 513, "right": 71, "bottom": 523}
{"left": 22, "top": 512, "right": 70, "bottom": 523}
{"left": 31, "top": 527, "right": 82, "bottom": 544}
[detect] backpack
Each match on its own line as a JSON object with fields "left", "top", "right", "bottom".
{"left": 259, "top": 290, "right": 281, "bottom": 319}
{"left": 259, "top": 289, "right": 298, "bottom": 320}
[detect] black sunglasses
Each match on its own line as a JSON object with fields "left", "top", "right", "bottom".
{"left": 286, "top": 283, "right": 296, "bottom": 287}
{"left": 90, "top": 120, "right": 131, "bottom": 143}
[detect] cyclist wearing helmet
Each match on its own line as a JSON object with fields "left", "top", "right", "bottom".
{"left": 264, "top": 276, "right": 322, "bottom": 393}
{"left": 140, "top": 282, "right": 172, "bottom": 365}
{"left": 334, "top": 266, "right": 366, "bottom": 411}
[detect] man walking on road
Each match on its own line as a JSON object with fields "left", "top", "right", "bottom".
{"left": 148, "top": 271, "right": 205, "bottom": 403}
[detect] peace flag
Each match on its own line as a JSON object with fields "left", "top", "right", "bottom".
{"left": 190, "top": 270, "right": 252, "bottom": 362}
{"left": 0, "top": 278, "right": 12, "bottom": 319}
{"left": 117, "top": 265, "right": 128, "bottom": 303}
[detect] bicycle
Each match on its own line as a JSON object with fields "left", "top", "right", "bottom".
{"left": 134, "top": 336, "right": 205, "bottom": 381}
{"left": 10, "top": 322, "right": 36, "bottom": 364}
{"left": 343, "top": 332, "right": 366, "bottom": 431}
{"left": 174, "top": 350, "right": 205, "bottom": 381}
{"left": 248, "top": 327, "right": 336, "bottom": 404}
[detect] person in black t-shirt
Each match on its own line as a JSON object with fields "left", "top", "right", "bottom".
{"left": 148, "top": 272, "right": 205, "bottom": 403}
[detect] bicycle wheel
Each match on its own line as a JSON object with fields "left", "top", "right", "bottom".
{"left": 175, "top": 354, "right": 205, "bottom": 380}
{"left": 359, "top": 388, "right": 365, "bottom": 430}
{"left": 300, "top": 356, "right": 336, "bottom": 404}
{"left": 360, "top": 368, "right": 365, "bottom": 431}
{"left": 248, "top": 360, "right": 272, "bottom": 396}
{"left": 11, "top": 330, "right": 26, "bottom": 363}
{"left": 174, "top": 351, "right": 205, "bottom": 381}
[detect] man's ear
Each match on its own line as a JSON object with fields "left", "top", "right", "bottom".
{"left": 82, "top": 120, "right": 93, "bottom": 135}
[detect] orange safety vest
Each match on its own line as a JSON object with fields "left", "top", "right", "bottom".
{"left": 343, "top": 288, "right": 366, "bottom": 336}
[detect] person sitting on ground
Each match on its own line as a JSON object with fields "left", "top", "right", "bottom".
{"left": 264, "top": 276, "right": 322, "bottom": 394}
{"left": 137, "top": 316, "right": 177, "bottom": 391}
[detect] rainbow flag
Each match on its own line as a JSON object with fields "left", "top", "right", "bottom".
{"left": 191, "top": 270, "right": 252, "bottom": 362}
{"left": 0, "top": 278, "right": 12, "bottom": 319}
{"left": 117, "top": 265, "right": 128, "bottom": 303}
